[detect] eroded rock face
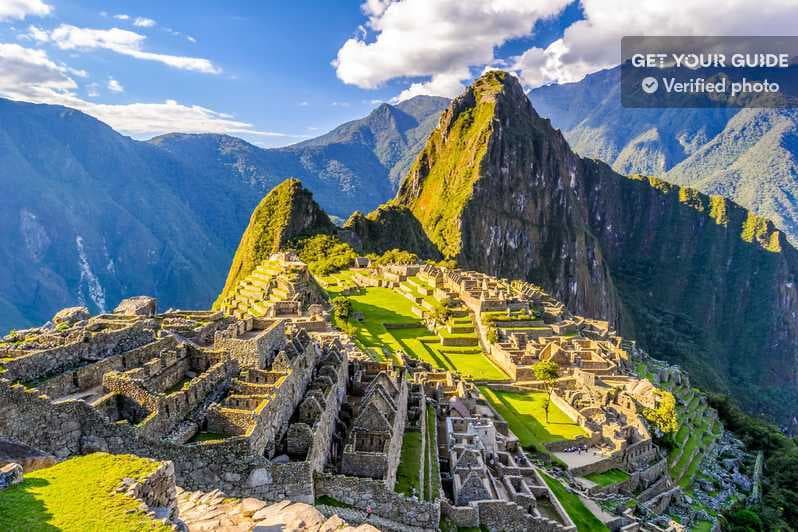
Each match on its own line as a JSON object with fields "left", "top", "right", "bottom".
{"left": 52, "top": 306, "right": 90, "bottom": 326}
{"left": 114, "top": 296, "right": 157, "bottom": 317}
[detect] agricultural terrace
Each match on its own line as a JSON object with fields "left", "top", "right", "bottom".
{"left": 479, "top": 386, "right": 587, "bottom": 452}
{"left": 319, "top": 269, "right": 509, "bottom": 381}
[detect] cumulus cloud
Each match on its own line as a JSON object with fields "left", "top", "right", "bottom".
{"left": 0, "top": 42, "right": 296, "bottom": 142}
{"left": 512, "top": 0, "right": 798, "bottom": 87}
{"left": 42, "top": 24, "right": 220, "bottom": 74}
{"left": 133, "top": 17, "right": 156, "bottom": 28}
{"left": 0, "top": 0, "right": 51, "bottom": 21}
{"left": 107, "top": 77, "right": 123, "bottom": 93}
{"left": 333, "top": 0, "right": 571, "bottom": 100}
{"left": 336, "top": 0, "right": 798, "bottom": 99}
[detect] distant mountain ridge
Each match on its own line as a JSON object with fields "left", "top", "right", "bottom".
{"left": 150, "top": 95, "right": 449, "bottom": 218}
{"left": 529, "top": 66, "right": 798, "bottom": 244}
{"left": 0, "top": 95, "right": 447, "bottom": 330}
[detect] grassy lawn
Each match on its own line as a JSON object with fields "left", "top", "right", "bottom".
{"left": 395, "top": 431, "right": 423, "bottom": 498}
{"left": 320, "top": 273, "right": 509, "bottom": 381}
{"left": 337, "top": 286, "right": 421, "bottom": 362}
{"left": 584, "top": 469, "right": 630, "bottom": 487}
{"left": 479, "top": 387, "right": 586, "bottom": 451}
{"left": 0, "top": 453, "right": 170, "bottom": 532}
{"left": 541, "top": 472, "right": 608, "bottom": 532}
{"left": 391, "top": 327, "right": 508, "bottom": 381}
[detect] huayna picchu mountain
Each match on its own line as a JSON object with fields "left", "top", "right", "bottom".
{"left": 344, "top": 70, "right": 798, "bottom": 423}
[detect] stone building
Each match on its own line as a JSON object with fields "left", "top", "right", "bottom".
{"left": 339, "top": 361, "right": 409, "bottom": 488}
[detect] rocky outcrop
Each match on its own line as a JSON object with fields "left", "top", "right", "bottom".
{"left": 351, "top": 70, "right": 798, "bottom": 422}
{"left": 176, "top": 487, "right": 379, "bottom": 532}
{"left": 52, "top": 306, "right": 90, "bottom": 326}
{"left": 114, "top": 296, "right": 157, "bottom": 317}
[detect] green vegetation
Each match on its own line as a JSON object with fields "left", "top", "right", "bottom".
{"left": 314, "top": 495, "right": 352, "bottom": 509}
{"left": 331, "top": 297, "right": 352, "bottom": 321}
{"left": 479, "top": 386, "right": 586, "bottom": 452}
{"left": 214, "top": 178, "right": 333, "bottom": 308}
{"left": 533, "top": 360, "right": 560, "bottom": 423}
{"left": 425, "top": 405, "right": 441, "bottom": 501}
{"left": 541, "top": 472, "right": 608, "bottom": 532}
{"left": 709, "top": 394, "right": 798, "bottom": 530}
{"left": 370, "top": 248, "right": 418, "bottom": 265}
{"left": 296, "top": 234, "right": 357, "bottom": 275}
{"left": 0, "top": 453, "right": 170, "bottom": 532}
{"left": 395, "top": 431, "right": 423, "bottom": 497}
{"left": 583, "top": 469, "right": 630, "bottom": 487}
{"left": 321, "top": 270, "right": 507, "bottom": 378}
{"left": 643, "top": 390, "right": 679, "bottom": 435}
{"left": 397, "top": 71, "right": 507, "bottom": 258}
{"left": 188, "top": 431, "right": 226, "bottom": 443}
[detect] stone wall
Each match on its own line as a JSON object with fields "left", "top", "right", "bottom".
{"left": 37, "top": 336, "right": 178, "bottom": 399}
{"left": 0, "top": 378, "right": 317, "bottom": 502}
{"left": 315, "top": 473, "right": 440, "bottom": 530}
{"left": 3, "top": 321, "right": 155, "bottom": 383}
{"left": 121, "top": 459, "right": 178, "bottom": 519}
{"left": 476, "top": 499, "right": 576, "bottom": 532}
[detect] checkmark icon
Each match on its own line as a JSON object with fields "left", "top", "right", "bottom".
{"left": 642, "top": 77, "right": 658, "bottom": 94}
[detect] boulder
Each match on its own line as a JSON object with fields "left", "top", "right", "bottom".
{"left": 52, "top": 306, "right": 90, "bottom": 326}
{"left": 0, "top": 463, "right": 23, "bottom": 489}
{"left": 114, "top": 296, "right": 157, "bottom": 316}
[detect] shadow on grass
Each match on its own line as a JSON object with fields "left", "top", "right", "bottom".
{"left": 0, "top": 477, "right": 58, "bottom": 532}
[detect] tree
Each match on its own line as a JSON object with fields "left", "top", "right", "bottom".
{"left": 331, "top": 297, "right": 352, "bottom": 322}
{"left": 534, "top": 360, "right": 559, "bottom": 423}
{"left": 643, "top": 391, "right": 679, "bottom": 435}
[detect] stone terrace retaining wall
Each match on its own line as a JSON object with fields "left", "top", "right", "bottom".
{"left": 0, "top": 379, "right": 316, "bottom": 503}
{"left": 3, "top": 321, "right": 155, "bottom": 382}
{"left": 315, "top": 472, "right": 440, "bottom": 530}
{"left": 121, "top": 460, "right": 178, "bottom": 519}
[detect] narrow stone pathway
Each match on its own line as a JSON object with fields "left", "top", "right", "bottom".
{"left": 176, "top": 487, "right": 379, "bottom": 532}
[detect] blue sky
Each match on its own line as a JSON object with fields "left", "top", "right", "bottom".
{"left": 0, "top": 0, "right": 794, "bottom": 147}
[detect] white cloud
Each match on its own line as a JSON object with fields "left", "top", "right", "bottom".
{"left": 113, "top": 14, "right": 129, "bottom": 21}
{"left": 107, "top": 77, "right": 123, "bottom": 93}
{"left": 512, "top": 0, "right": 798, "bottom": 87}
{"left": 45, "top": 24, "right": 221, "bottom": 74}
{"left": 333, "top": 0, "right": 571, "bottom": 100}
{"left": 186, "top": 35, "right": 196, "bottom": 43}
{"left": 0, "top": 42, "right": 297, "bottom": 143}
{"left": 331, "top": 101, "right": 350, "bottom": 107}
{"left": 298, "top": 100, "right": 309, "bottom": 106}
{"left": 133, "top": 17, "right": 156, "bottom": 28}
{"left": 0, "top": 0, "right": 51, "bottom": 21}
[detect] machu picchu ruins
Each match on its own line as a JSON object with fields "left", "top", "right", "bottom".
{"left": 0, "top": 249, "right": 755, "bottom": 532}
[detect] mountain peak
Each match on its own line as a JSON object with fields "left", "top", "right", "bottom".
{"left": 213, "top": 178, "right": 334, "bottom": 308}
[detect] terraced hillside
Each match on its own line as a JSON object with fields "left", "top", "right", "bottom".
{"left": 318, "top": 268, "right": 509, "bottom": 381}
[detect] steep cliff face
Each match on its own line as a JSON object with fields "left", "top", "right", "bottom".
{"left": 214, "top": 179, "right": 335, "bottom": 308}
{"left": 359, "top": 71, "right": 798, "bottom": 421}
{"left": 396, "top": 71, "right": 621, "bottom": 322}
